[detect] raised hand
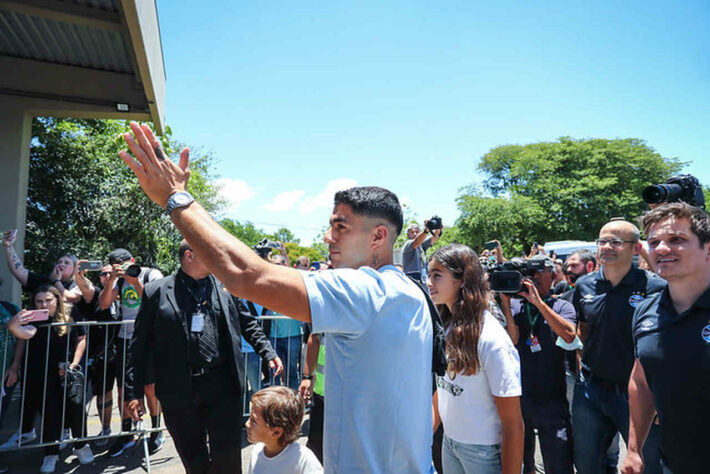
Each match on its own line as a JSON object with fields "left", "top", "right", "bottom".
{"left": 119, "top": 122, "right": 191, "bottom": 208}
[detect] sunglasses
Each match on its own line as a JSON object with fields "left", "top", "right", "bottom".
{"left": 99, "top": 272, "right": 111, "bottom": 277}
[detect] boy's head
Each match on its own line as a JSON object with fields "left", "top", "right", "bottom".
{"left": 246, "top": 386, "right": 304, "bottom": 447}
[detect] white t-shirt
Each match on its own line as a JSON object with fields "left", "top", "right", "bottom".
{"left": 303, "top": 265, "right": 434, "bottom": 473}
{"left": 437, "top": 311, "right": 521, "bottom": 445}
{"left": 115, "top": 267, "right": 163, "bottom": 339}
{"left": 247, "top": 442, "right": 323, "bottom": 474}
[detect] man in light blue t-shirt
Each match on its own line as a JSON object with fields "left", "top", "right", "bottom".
{"left": 118, "top": 131, "right": 434, "bottom": 474}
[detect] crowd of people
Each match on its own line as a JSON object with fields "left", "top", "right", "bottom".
{"left": 0, "top": 121, "right": 706, "bottom": 474}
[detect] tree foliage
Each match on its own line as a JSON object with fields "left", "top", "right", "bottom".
{"left": 27, "top": 118, "right": 224, "bottom": 276}
{"left": 455, "top": 137, "right": 683, "bottom": 254}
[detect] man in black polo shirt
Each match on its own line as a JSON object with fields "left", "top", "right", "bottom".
{"left": 572, "top": 219, "right": 665, "bottom": 474}
{"left": 501, "top": 255, "right": 577, "bottom": 474}
{"left": 622, "top": 203, "right": 710, "bottom": 474}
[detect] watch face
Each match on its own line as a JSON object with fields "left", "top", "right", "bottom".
{"left": 175, "top": 193, "right": 189, "bottom": 205}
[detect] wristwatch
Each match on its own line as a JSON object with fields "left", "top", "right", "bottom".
{"left": 165, "top": 191, "right": 195, "bottom": 215}
{"left": 302, "top": 374, "right": 314, "bottom": 380}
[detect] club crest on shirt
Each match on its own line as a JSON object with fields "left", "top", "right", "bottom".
{"left": 640, "top": 319, "right": 655, "bottom": 329}
{"left": 701, "top": 325, "right": 710, "bottom": 344}
{"left": 628, "top": 293, "right": 645, "bottom": 308}
{"left": 582, "top": 294, "right": 594, "bottom": 304}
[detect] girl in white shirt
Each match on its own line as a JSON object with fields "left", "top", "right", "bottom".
{"left": 428, "top": 244, "right": 524, "bottom": 474}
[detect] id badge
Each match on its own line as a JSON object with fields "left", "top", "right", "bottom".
{"left": 191, "top": 313, "right": 205, "bottom": 333}
{"left": 530, "top": 335, "right": 542, "bottom": 353}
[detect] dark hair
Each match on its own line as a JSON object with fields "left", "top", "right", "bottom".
{"left": 567, "top": 249, "right": 597, "bottom": 269}
{"left": 429, "top": 244, "right": 489, "bottom": 377}
{"left": 250, "top": 386, "right": 304, "bottom": 447}
{"left": 334, "top": 186, "right": 404, "bottom": 238}
{"left": 178, "top": 239, "right": 192, "bottom": 261}
{"left": 640, "top": 202, "right": 710, "bottom": 246}
{"left": 107, "top": 248, "right": 132, "bottom": 264}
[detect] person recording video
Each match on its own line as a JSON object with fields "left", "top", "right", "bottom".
{"left": 401, "top": 217, "right": 443, "bottom": 283}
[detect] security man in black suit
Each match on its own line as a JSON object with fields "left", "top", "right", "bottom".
{"left": 125, "top": 239, "right": 282, "bottom": 473}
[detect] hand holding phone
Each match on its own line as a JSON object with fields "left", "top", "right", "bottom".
{"left": 78, "top": 260, "right": 102, "bottom": 272}
{"left": 21, "top": 309, "right": 49, "bottom": 324}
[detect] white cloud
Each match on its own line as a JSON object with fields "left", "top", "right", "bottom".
{"left": 215, "top": 178, "right": 255, "bottom": 213}
{"left": 264, "top": 190, "right": 307, "bottom": 212}
{"left": 298, "top": 178, "right": 358, "bottom": 215}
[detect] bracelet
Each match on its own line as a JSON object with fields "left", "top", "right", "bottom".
{"left": 302, "top": 374, "right": 314, "bottom": 380}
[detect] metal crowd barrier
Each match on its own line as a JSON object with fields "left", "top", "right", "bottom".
{"left": 239, "top": 314, "right": 307, "bottom": 417}
{"left": 0, "top": 314, "right": 309, "bottom": 470}
{"left": 0, "top": 320, "right": 163, "bottom": 473}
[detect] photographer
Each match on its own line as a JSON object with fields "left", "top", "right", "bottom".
{"left": 500, "top": 255, "right": 577, "bottom": 474}
{"left": 401, "top": 218, "right": 443, "bottom": 283}
{"left": 98, "top": 248, "right": 165, "bottom": 456}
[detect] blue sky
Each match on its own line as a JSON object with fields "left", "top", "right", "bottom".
{"left": 156, "top": 0, "right": 709, "bottom": 245}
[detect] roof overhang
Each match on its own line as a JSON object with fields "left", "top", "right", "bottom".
{"left": 0, "top": 0, "right": 166, "bottom": 133}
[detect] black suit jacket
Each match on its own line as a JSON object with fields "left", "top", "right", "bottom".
{"left": 125, "top": 272, "right": 277, "bottom": 407}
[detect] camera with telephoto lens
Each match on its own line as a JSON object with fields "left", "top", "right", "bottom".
{"left": 426, "top": 216, "right": 443, "bottom": 232}
{"left": 488, "top": 259, "right": 547, "bottom": 293}
{"left": 642, "top": 174, "right": 705, "bottom": 210}
{"left": 253, "top": 238, "right": 281, "bottom": 258}
{"left": 120, "top": 262, "right": 141, "bottom": 278}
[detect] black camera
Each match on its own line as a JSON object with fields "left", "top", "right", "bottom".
{"left": 488, "top": 259, "right": 547, "bottom": 293}
{"left": 642, "top": 174, "right": 705, "bottom": 210}
{"left": 253, "top": 238, "right": 280, "bottom": 258}
{"left": 426, "top": 216, "right": 443, "bottom": 232}
{"left": 120, "top": 262, "right": 141, "bottom": 278}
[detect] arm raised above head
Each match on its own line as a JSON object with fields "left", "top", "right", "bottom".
{"left": 119, "top": 122, "right": 311, "bottom": 322}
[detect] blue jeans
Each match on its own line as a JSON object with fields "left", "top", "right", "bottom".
{"left": 270, "top": 335, "right": 301, "bottom": 390}
{"left": 441, "top": 434, "right": 501, "bottom": 474}
{"left": 572, "top": 377, "right": 661, "bottom": 474}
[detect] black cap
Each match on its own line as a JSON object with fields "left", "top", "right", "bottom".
{"left": 107, "top": 248, "right": 132, "bottom": 264}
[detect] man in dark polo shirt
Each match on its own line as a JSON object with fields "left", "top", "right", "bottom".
{"left": 572, "top": 219, "right": 666, "bottom": 474}
{"left": 501, "top": 255, "right": 577, "bottom": 474}
{"left": 622, "top": 203, "right": 710, "bottom": 474}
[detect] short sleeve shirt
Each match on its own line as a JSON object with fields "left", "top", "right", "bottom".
{"left": 116, "top": 267, "right": 163, "bottom": 340}
{"left": 511, "top": 295, "right": 576, "bottom": 402}
{"left": 23, "top": 271, "right": 77, "bottom": 294}
{"left": 401, "top": 236, "right": 432, "bottom": 275}
{"left": 633, "top": 287, "right": 710, "bottom": 474}
{"left": 573, "top": 266, "right": 666, "bottom": 386}
{"left": 437, "top": 311, "right": 521, "bottom": 445}
{"left": 303, "top": 265, "right": 433, "bottom": 473}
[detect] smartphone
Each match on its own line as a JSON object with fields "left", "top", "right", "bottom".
{"left": 484, "top": 241, "right": 498, "bottom": 250}
{"left": 26, "top": 309, "right": 49, "bottom": 322}
{"left": 79, "top": 260, "right": 103, "bottom": 272}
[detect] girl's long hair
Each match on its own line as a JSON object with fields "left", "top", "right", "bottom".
{"left": 430, "top": 244, "right": 489, "bottom": 378}
{"left": 32, "top": 284, "right": 72, "bottom": 337}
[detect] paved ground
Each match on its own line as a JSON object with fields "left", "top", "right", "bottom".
{"left": 0, "top": 376, "right": 625, "bottom": 473}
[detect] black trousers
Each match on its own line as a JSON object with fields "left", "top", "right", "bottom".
{"left": 22, "top": 375, "right": 87, "bottom": 455}
{"left": 162, "top": 370, "right": 242, "bottom": 474}
{"left": 522, "top": 398, "right": 574, "bottom": 474}
{"left": 306, "top": 393, "right": 324, "bottom": 463}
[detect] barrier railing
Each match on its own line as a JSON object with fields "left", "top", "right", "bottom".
{"left": 240, "top": 314, "right": 307, "bottom": 416}
{"left": 0, "top": 320, "right": 163, "bottom": 473}
{"left": 0, "top": 314, "right": 308, "bottom": 471}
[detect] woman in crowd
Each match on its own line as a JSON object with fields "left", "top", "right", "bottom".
{"left": 7, "top": 285, "right": 93, "bottom": 473}
{"left": 428, "top": 244, "right": 524, "bottom": 474}
{"left": 2, "top": 230, "right": 81, "bottom": 305}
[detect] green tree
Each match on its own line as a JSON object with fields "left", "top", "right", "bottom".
{"left": 283, "top": 242, "right": 325, "bottom": 265}
{"left": 455, "top": 137, "right": 683, "bottom": 251}
{"left": 268, "top": 227, "right": 300, "bottom": 244}
{"left": 27, "top": 118, "right": 223, "bottom": 276}
{"left": 220, "top": 219, "right": 266, "bottom": 248}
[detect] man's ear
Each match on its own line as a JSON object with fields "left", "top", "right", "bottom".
{"left": 632, "top": 242, "right": 642, "bottom": 255}
{"left": 371, "top": 224, "right": 390, "bottom": 249}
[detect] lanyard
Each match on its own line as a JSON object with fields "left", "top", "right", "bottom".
{"left": 524, "top": 302, "right": 539, "bottom": 338}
